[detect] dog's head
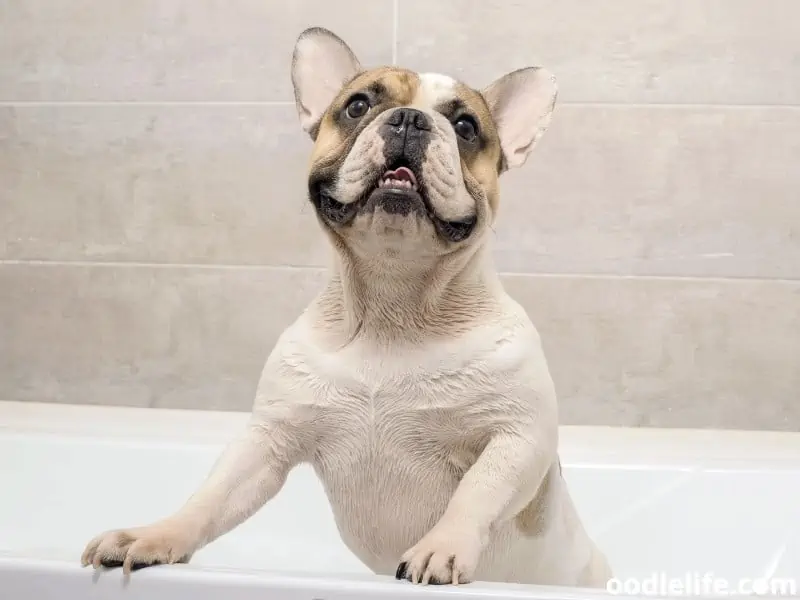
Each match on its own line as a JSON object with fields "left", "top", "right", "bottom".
{"left": 291, "top": 27, "right": 557, "bottom": 262}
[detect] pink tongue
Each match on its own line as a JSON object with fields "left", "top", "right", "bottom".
{"left": 385, "top": 167, "right": 416, "bottom": 184}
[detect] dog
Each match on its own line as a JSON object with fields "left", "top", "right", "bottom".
{"left": 81, "top": 27, "right": 612, "bottom": 587}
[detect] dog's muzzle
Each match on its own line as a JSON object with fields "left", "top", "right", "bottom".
{"left": 313, "top": 107, "right": 477, "bottom": 242}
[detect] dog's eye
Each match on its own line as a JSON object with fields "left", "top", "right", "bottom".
{"left": 345, "top": 95, "right": 371, "bottom": 119}
{"left": 453, "top": 115, "right": 478, "bottom": 142}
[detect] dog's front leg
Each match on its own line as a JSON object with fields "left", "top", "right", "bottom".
{"left": 397, "top": 421, "right": 556, "bottom": 585}
{"left": 82, "top": 400, "right": 309, "bottom": 573}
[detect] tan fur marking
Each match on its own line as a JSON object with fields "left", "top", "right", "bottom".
{"left": 331, "top": 68, "right": 420, "bottom": 119}
{"left": 449, "top": 82, "right": 503, "bottom": 214}
{"left": 310, "top": 68, "right": 421, "bottom": 174}
{"left": 309, "top": 122, "right": 347, "bottom": 170}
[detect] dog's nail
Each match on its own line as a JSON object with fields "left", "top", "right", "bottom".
{"left": 395, "top": 562, "right": 408, "bottom": 580}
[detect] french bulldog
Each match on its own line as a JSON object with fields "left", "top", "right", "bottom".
{"left": 81, "top": 27, "right": 612, "bottom": 587}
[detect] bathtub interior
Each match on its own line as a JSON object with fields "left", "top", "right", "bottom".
{"left": 1, "top": 402, "right": 799, "bottom": 590}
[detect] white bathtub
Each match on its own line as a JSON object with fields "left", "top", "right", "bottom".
{"left": 1, "top": 401, "right": 799, "bottom": 600}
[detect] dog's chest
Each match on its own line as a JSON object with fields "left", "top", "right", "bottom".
{"left": 307, "top": 339, "right": 492, "bottom": 458}
{"left": 299, "top": 338, "right": 497, "bottom": 563}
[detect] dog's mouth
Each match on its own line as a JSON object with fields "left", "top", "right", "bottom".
{"left": 315, "top": 162, "right": 476, "bottom": 243}
{"left": 378, "top": 165, "right": 419, "bottom": 192}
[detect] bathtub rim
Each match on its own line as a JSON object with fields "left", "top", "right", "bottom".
{"left": 0, "top": 554, "right": 687, "bottom": 600}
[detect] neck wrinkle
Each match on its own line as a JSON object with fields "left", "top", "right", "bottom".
{"left": 317, "top": 238, "right": 501, "bottom": 345}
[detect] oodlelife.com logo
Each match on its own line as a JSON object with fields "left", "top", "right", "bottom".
{"left": 606, "top": 572, "right": 798, "bottom": 597}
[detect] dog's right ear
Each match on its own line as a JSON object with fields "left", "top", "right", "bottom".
{"left": 291, "top": 27, "right": 362, "bottom": 137}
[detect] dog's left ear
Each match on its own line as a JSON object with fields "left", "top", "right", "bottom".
{"left": 291, "top": 27, "right": 362, "bottom": 137}
{"left": 482, "top": 67, "right": 558, "bottom": 170}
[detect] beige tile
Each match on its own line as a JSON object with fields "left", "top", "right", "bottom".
{"left": 2, "top": 264, "right": 798, "bottom": 430}
{"left": 492, "top": 105, "right": 800, "bottom": 279}
{"left": 0, "top": 105, "right": 331, "bottom": 267}
{"left": 504, "top": 274, "right": 800, "bottom": 431}
{"left": 0, "top": 0, "right": 393, "bottom": 101}
{"left": 398, "top": 0, "right": 800, "bottom": 105}
{"left": 4, "top": 105, "right": 799, "bottom": 280}
{"left": 0, "top": 263, "right": 326, "bottom": 410}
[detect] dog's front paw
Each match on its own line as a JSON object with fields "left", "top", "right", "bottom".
{"left": 395, "top": 525, "right": 484, "bottom": 585}
{"left": 81, "top": 522, "right": 196, "bottom": 574}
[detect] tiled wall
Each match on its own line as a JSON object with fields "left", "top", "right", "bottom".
{"left": 1, "top": 1, "right": 798, "bottom": 430}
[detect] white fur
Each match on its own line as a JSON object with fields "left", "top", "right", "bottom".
{"left": 81, "top": 28, "right": 609, "bottom": 589}
{"left": 416, "top": 72, "right": 458, "bottom": 108}
{"left": 418, "top": 116, "right": 471, "bottom": 223}
{"left": 82, "top": 285, "right": 611, "bottom": 586}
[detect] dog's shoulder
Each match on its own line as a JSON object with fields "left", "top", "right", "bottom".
{"left": 476, "top": 291, "right": 547, "bottom": 361}
{"left": 253, "top": 293, "right": 554, "bottom": 411}
{"left": 264, "top": 291, "right": 547, "bottom": 379}
{"left": 460, "top": 295, "right": 558, "bottom": 422}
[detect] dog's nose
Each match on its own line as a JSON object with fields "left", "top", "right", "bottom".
{"left": 386, "top": 107, "right": 431, "bottom": 132}
{"left": 380, "top": 108, "right": 431, "bottom": 169}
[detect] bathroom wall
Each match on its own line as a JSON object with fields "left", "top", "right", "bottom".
{"left": 1, "top": 1, "right": 798, "bottom": 430}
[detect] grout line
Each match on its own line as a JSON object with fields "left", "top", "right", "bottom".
{"left": 0, "top": 259, "right": 322, "bottom": 271}
{"left": 560, "top": 101, "right": 800, "bottom": 110}
{"left": 391, "top": 0, "right": 399, "bottom": 65}
{"left": 1, "top": 259, "right": 798, "bottom": 284}
{"left": 2, "top": 100, "right": 800, "bottom": 110}
{"left": 0, "top": 101, "right": 294, "bottom": 107}
{"left": 504, "top": 272, "right": 800, "bottom": 284}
